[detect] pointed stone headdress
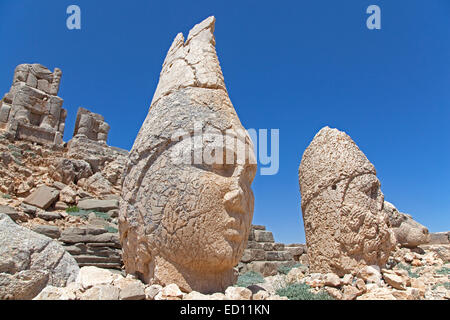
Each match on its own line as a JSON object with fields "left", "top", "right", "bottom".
{"left": 299, "top": 127, "right": 376, "bottom": 210}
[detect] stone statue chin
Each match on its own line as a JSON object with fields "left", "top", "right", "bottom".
{"left": 119, "top": 17, "right": 257, "bottom": 293}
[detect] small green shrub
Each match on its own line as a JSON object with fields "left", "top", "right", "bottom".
{"left": 397, "top": 263, "right": 420, "bottom": 278}
{"left": 436, "top": 267, "right": 450, "bottom": 276}
{"left": 1, "top": 193, "right": 12, "bottom": 199}
{"left": 432, "top": 282, "right": 450, "bottom": 290}
{"left": 94, "top": 211, "right": 111, "bottom": 221}
{"left": 235, "top": 271, "right": 265, "bottom": 288}
{"left": 278, "top": 263, "right": 303, "bottom": 275}
{"left": 105, "top": 226, "right": 118, "bottom": 233}
{"left": 276, "top": 283, "right": 334, "bottom": 300}
{"left": 66, "top": 206, "right": 80, "bottom": 213}
{"left": 66, "top": 208, "right": 90, "bottom": 219}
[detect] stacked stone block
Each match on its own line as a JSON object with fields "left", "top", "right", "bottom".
{"left": 60, "top": 226, "right": 123, "bottom": 270}
{"left": 238, "top": 225, "right": 307, "bottom": 276}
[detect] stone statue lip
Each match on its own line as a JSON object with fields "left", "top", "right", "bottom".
{"left": 224, "top": 216, "right": 245, "bottom": 242}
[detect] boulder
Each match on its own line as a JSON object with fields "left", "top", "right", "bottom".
{"left": 0, "top": 214, "right": 79, "bottom": 300}
{"left": 60, "top": 186, "right": 77, "bottom": 204}
{"left": 78, "top": 199, "right": 119, "bottom": 212}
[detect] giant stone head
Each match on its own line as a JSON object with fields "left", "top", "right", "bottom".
{"left": 119, "top": 17, "right": 256, "bottom": 293}
{"left": 299, "top": 127, "right": 396, "bottom": 276}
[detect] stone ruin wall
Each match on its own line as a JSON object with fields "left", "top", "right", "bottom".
{"left": 0, "top": 64, "right": 66, "bottom": 147}
{"left": 238, "top": 225, "right": 308, "bottom": 276}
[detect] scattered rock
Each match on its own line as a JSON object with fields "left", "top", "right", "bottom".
{"left": 145, "top": 284, "right": 162, "bottom": 300}
{"left": 154, "top": 284, "right": 184, "bottom": 300}
{"left": 383, "top": 272, "right": 406, "bottom": 290}
{"left": 225, "top": 287, "right": 253, "bottom": 300}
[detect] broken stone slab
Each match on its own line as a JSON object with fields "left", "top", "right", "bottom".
{"left": 77, "top": 263, "right": 122, "bottom": 269}
{"left": 37, "top": 211, "right": 62, "bottom": 221}
{"left": 31, "top": 225, "right": 61, "bottom": 239}
{"left": 77, "top": 199, "right": 119, "bottom": 212}
{"left": 60, "top": 227, "right": 119, "bottom": 244}
{"left": 20, "top": 203, "right": 37, "bottom": 214}
{"left": 74, "top": 255, "right": 122, "bottom": 264}
{"left": 54, "top": 201, "right": 68, "bottom": 210}
{"left": 52, "top": 181, "right": 67, "bottom": 190}
{"left": 0, "top": 204, "right": 20, "bottom": 221}
{"left": 23, "top": 185, "right": 59, "bottom": 210}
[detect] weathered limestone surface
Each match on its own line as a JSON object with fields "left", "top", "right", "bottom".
{"left": 384, "top": 201, "right": 430, "bottom": 248}
{"left": 73, "top": 107, "right": 110, "bottom": 143}
{"left": 0, "top": 64, "right": 66, "bottom": 147}
{"left": 299, "top": 127, "right": 396, "bottom": 277}
{"left": 120, "top": 16, "right": 257, "bottom": 293}
{"left": 0, "top": 214, "right": 79, "bottom": 300}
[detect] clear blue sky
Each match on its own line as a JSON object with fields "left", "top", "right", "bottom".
{"left": 1, "top": 0, "right": 449, "bottom": 244}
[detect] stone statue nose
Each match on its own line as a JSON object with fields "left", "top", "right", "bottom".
{"left": 223, "top": 188, "right": 246, "bottom": 212}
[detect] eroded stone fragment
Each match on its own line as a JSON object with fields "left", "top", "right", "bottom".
{"left": 298, "top": 127, "right": 396, "bottom": 276}
{"left": 384, "top": 201, "right": 430, "bottom": 248}
{"left": 119, "top": 16, "right": 257, "bottom": 293}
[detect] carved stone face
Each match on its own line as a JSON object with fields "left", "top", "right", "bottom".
{"left": 338, "top": 174, "right": 394, "bottom": 267}
{"left": 145, "top": 132, "right": 257, "bottom": 272}
{"left": 120, "top": 17, "right": 257, "bottom": 292}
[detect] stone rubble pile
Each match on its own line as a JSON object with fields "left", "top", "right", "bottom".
{"left": 34, "top": 266, "right": 288, "bottom": 300}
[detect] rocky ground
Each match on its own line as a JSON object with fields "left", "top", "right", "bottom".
{"left": 34, "top": 244, "right": 449, "bottom": 300}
